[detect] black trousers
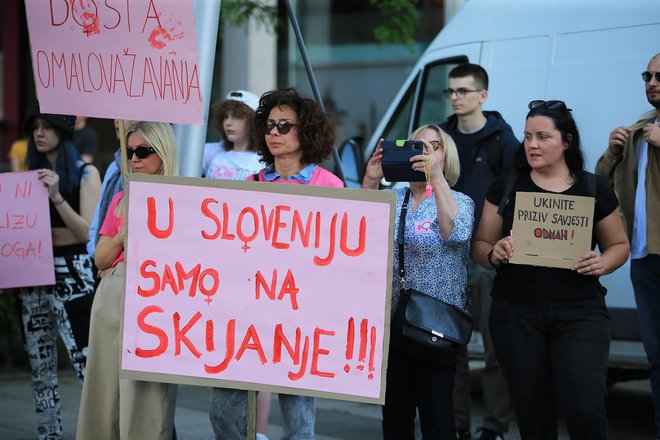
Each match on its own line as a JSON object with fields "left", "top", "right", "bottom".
{"left": 490, "top": 296, "right": 610, "bottom": 440}
{"left": 382, "top": 346, "right": 456, "bottom": 440}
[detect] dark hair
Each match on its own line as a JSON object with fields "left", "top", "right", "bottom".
{"left": 254, "top": 88, "right": 336, "bottom": 166}
{"left": 523, "top": 104, "right": 585, "bottom": 180}
{"left": 26, "top": 123, "right": 82, "bottom": 194}
{"left": 449, "top": 63, "right": 489, "bottom": 90}
{"left": 211, "top": 99, "right": 258, "bottom": 151}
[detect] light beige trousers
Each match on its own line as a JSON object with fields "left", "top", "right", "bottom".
{"left": 76, "top": 263, "right": 175, "bottom": 440}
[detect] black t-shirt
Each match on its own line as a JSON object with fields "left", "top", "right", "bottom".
{"left": 486, "top": 171, "right": 619, "bottom": 300}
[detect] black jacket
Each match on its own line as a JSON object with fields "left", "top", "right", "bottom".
{"left": 440, "top": 111, "right": 521, "bottom": 229}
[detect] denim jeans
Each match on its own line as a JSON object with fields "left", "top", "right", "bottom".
{"left": 631, "top": 254, "right": 660, "bottom": 437}
{"left": 490, "top": 296, "right": 610, "bottom": 440}
{"left": 209, "top": 388, "right": 315, "bottom": 440}
{"left": 382, "top": 346, "right": 456, "bottom": 440}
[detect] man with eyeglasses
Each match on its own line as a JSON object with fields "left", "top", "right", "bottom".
{"left": 439, "top": 63, "right": 520, "bottom": 440}
{"left": 596, "top": 52, "right": 660, "bottom": 438}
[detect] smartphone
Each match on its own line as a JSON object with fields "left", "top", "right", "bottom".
{"left": 381, "top": 140, "right": 426, "bottom": 182}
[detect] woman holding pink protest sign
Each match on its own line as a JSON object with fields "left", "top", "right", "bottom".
{"left": 77, "top": 121, "right": 178, "bottom": 440}
{"left": 209, "top": 88, "right": 343, "bottom": 440}
{"left": 20, "top": 111, "right": 101, "bottom": 440}
{"left": 362, "top": 124, "right": 473, "bottom": 439}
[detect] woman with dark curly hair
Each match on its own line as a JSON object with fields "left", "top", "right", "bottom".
{"left": 209, "top": 88, "right": 343, "bottom": 440}
{"left": 248, "top": 87, "right": 343, "bottom": 186}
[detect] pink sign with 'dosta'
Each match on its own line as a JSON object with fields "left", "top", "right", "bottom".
{"left": 24, "top": 0, "right": 203, "bottom": 125}
{"left": 122, "top": 178, "right": 394, "bottom": 402}
{"left": 0, "top": 171, "right": 55, "bottom": 289}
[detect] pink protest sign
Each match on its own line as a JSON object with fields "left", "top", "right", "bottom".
{"left": 24, "top": 0, "right": 202, "bottom": 125}
{"left": 0, "top": 171, "right": 55, "bottom": 289}
{"left": 121, "top": 175, "right": 395, "bottom": 404}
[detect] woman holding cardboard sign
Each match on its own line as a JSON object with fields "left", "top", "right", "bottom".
{"left": 21, "top": 111, "right": 101, "bottom": 440}
{"left": 472, "top": 101, "right": 629, "bottom": 439}
{"left": 77, "top": 121, "right": 178, "bottom": 440}
{"left": 362, "top": 124, "right": 474, "bottom": 439}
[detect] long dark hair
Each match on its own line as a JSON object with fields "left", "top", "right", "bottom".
{"left": 26, "top": 125, "right": 82, "bottom": 195}
{"left": 254, "top": 88, "right": 336, "bottom": 166}
{"left": 522, "top": 104, "right": 584, "bottom": 180}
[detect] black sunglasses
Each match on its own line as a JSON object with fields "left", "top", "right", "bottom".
{"left": 127, "top": 145, "right": 156, "bottom": 160}
{"left": 528, "top": 100, "right": 573, "bottom": 119}
{"left": 263, "top": 119, "right": 297, "bottom": 135}
{"left": 642, "top": 71, "right": 660, "bottom": 82}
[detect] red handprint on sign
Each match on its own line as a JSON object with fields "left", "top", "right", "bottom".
{"left": 148, "top": 13, "right": 184, "bottom": 51}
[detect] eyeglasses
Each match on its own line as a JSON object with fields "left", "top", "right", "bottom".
{"left": 126, "top": 145, "right": 156, "bottom": 160}
{"left": 443, "top": 88, "right": 482, "bottom": 99}
{"left": 263, "top": 119, "right": 297, "bottom": 135}
{"left": 642, "top": 71, "right": 660, "bottom": 82}
{"left": 429, "top": 140, "right": 443, "bottom": 151}
{"left": 528, "top": 100, "right": 573, "bottom": 119}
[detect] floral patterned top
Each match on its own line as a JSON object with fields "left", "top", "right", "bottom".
{"left": 391, "top": 187, "right": 474, "bottom": 315}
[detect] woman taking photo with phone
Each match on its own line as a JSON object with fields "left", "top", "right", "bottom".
{"left": 22, "top": 112, "right": 101, "bottom": 440}
{"left": 77, "top": 121, "right": 178, "bottom": 440}
{"left": 362, "top": 124, "right": 474, "bottom": 439}
{"left": 472, "top": 101, "right": 629, "bottom": 439}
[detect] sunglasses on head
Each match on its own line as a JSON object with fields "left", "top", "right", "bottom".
{"left": 263, "top": 119, "right": 296, "bottom": 135}
{"left": 642, "top": 71, "right": 660, "bottom": 82}
{"left": 528, "top": 100, "right": 573, "bottom": 119}
{"left": 127, "top": 145, "right": 156, "bottom": 160}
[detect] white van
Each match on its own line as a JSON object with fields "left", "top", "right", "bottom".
{"left": 341, "top": 0, "right": 660, "bottom": 378}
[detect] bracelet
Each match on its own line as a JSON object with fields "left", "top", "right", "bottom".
{"left": 487, "top": 249, "right": 500, "bottom": 269}
{"left": 53, "top": 197, "right": 66, "bottom": 206}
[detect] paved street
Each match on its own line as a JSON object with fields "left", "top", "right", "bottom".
{"left": 0, "top": 363, "right": 654, "bottom": 440}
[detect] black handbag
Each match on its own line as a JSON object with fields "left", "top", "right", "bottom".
{"left": 390, "top": 189, "right": 473, "bottom": 364}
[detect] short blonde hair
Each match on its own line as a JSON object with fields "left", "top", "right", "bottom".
{"left": 409, "top": 124, "right": 460, "bottom": 187}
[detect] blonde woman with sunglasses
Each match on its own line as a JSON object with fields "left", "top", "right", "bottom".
{"left": 77, "top": 121, "right": 178, "bottom": 440}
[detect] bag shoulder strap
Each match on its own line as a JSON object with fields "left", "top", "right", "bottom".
{"left": 497, "top": 168, "right": 519, "bottom": 216}
{"left": 398, "top": 189, "right": 411, "bottom": 285}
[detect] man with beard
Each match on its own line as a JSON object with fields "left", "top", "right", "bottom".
{"left": 596, "top": 52, "right": 660, "bottom": 438}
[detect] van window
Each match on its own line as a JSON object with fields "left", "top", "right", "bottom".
{"left": 416, "top": 59, "right": 465, "bottom": 127}
{"left": 381, "top": 75, "right": 418, "bottom": 141}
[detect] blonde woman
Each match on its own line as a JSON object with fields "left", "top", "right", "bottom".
{"left": 77, "top": 122, "right": 178, "bottom": 440}
{"left": 363, "top": 124, "right": 474, "bottom": 439}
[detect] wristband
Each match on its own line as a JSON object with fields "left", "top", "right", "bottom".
{"left": 54, "top": 197, "right": 66, "bottom": 206}
{"left": 487, "top": 249, "right": 499, "bottom": 269}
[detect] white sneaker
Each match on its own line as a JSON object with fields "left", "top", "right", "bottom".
{"left": 256, "top": 433, "right": 270, "bottom": 440}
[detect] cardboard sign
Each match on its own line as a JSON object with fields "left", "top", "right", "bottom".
{"left": 121, "top": 175, "right": 395, "bottom": 404}
{"left": 24, "top": 0, "right": 202, "bottom": 125}
{"left": 0, "top": 171, "right": 55, "bottom": 289}
{"left": 510, "top": 192, "right": 594, "bottom": 269}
